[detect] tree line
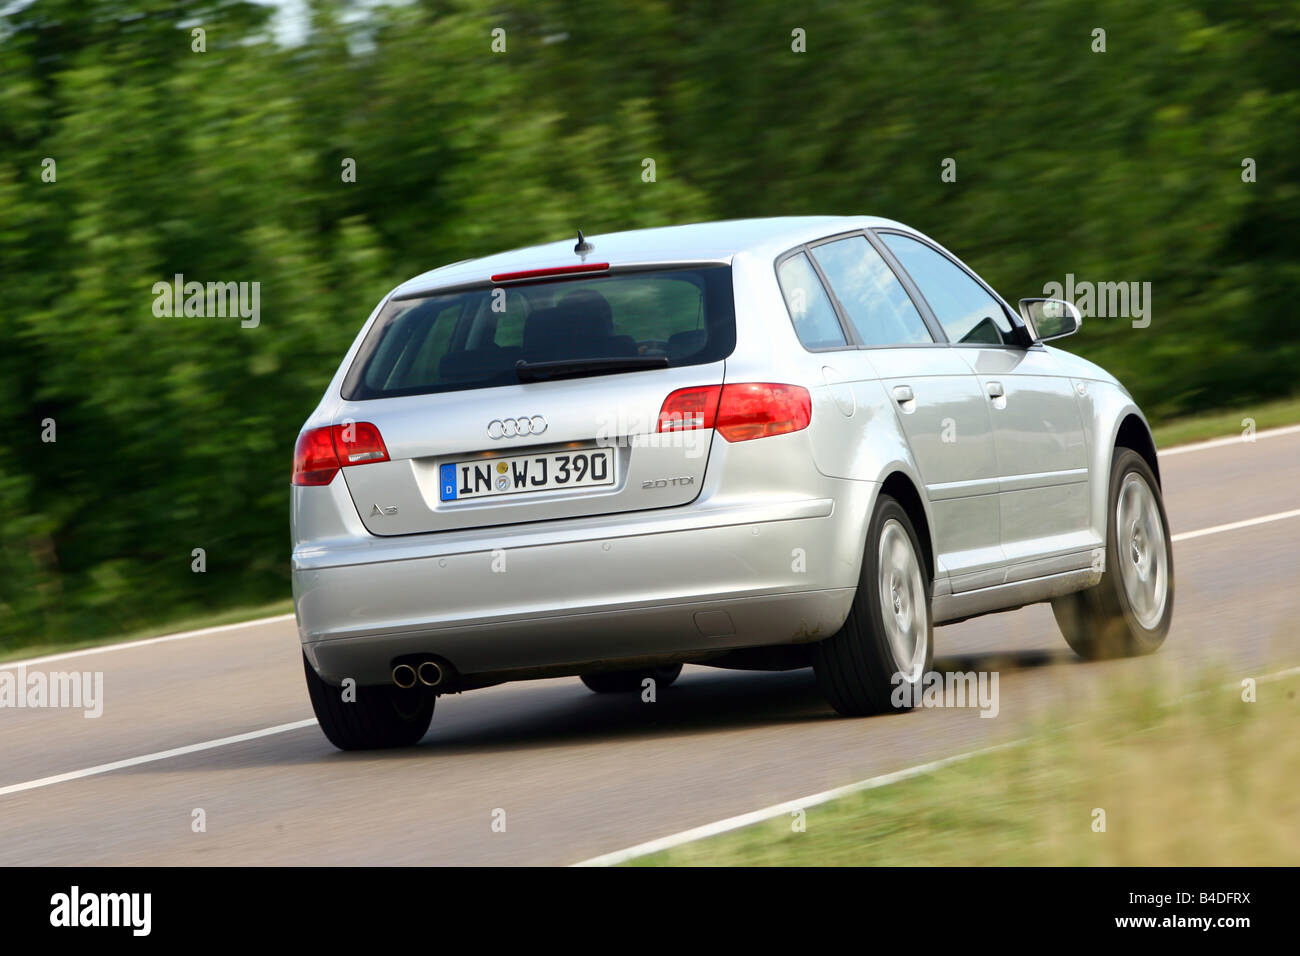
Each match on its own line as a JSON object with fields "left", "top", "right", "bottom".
{"left": 0, "top": 0, "right": 1295, "bottom": 648}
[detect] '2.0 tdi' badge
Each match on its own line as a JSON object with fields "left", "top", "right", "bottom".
{"left": 642, "top": 476, "right": 694, "bottom": 489}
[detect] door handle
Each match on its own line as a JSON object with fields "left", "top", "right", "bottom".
{"left": 892, "top": 385, "right": 914, "bottom": 403}
{"left": 986, "top": 381, "right": 1005, "bottom": 398}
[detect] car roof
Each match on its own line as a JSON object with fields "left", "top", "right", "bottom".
{"left": 391, "top": 215, "right": 912, "bottom": 296}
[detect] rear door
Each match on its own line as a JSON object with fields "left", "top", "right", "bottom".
{"left": 878, "top": 231, "right": 1093, "bottom": 575}
{"left": 335, "top": 265, "right": 735, "bottom": 536}
{"left": 797, "top": 233, "right": 1005, "bottom": 593}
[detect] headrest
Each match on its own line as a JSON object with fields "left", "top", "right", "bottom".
{"left": 523, "top": 291, "right": 615, "bottom": 355}
{"left": 556, "top": 290, "right": 613, "bottom": 334}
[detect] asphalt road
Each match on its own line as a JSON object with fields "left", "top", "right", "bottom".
{"left": 2, "top": 430, "right": 1297, "bottom": 865}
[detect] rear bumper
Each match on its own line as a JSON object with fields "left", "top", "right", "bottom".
{"left": 294, "top": 488, "right": 870, "bottom": 685}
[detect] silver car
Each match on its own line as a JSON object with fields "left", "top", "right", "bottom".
{"left": 291, "top": 216, "right": 1173, "bottom": 749}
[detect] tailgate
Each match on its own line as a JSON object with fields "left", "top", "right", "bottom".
{"left": 340, "top": 364, "right": 723, "bottom": 535}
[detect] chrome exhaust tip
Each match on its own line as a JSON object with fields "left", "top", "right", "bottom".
{"left": 392, "top": 664, "right": 418, "bottom": 689}
{"left": 417, "top": 660, "right": 444, "bottom": 688}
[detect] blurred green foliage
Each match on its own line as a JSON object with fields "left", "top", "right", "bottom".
{"left": 0, "top": 0, "right": 1297, "bottom": 647}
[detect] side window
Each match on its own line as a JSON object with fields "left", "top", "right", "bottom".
{"left": 776, "top": 252, "right": 847, "bottom": 349}
{"left": 810, "top": 236, "right": 933, "bottom": 346}
{"left": 880, "top": 233, "right": 1015, "bottom": 346}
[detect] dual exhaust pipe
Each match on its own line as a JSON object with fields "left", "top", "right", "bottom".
{"left": 392, "top": 660, "right": 444, "bottom": 689}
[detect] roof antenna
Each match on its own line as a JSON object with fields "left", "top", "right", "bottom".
{"left": 574, "top": 229, "right": 594, "bottom": 259}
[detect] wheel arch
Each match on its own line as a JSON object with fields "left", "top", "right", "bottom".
{"left": 1084, "top": 387, "right": 1159, "bottom": 545}
{"left": 879, "top": 470, "right": 936, "bottom": 583}
{"left": 1114, "top": 413, "right": 1161, "bottom": 488}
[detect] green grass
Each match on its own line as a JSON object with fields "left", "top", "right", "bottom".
{"left": 631, "top": 671, "right": 1300, "bottom": 866}
{"left": 0, "top": 598, "right": 294, "bottom": 663}
{"left": 1150, "top": 393, "right": 1300, "bottom": 449}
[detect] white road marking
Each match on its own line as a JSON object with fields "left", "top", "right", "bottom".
{"left": 1158, "top": 423, "right": 1300, "bottom": 456}
{"left": 0, "top": 720, "right": 318, "bottom": 799}
{"left": 572, "top": 664, "right": 1300, "bottom": 867}
{"left": 571, "top": 740, "right": 1026, "bottom": 867}
{"left": 1257, "top": 665, "right": 1300, "bottom": 683}
{"left": 0, "top": 614, "right": 296, "bottom": 671}
{"left": 1171, "top": 508, "right": 1300, "bottom": 543}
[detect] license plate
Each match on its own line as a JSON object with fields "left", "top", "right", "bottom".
{"left": 439, "top": 448, "right": 615, "bottom": 501}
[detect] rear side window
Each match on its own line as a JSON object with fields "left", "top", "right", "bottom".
{"left": 342, "top": 267, "right": 735, "bottom": 399}
{"left": 776, "top": 253, "right": 847, "bottom": 349}
{"left": 880, "top": 233, "right": 1015, "bottom": 346}
{"left": 810, "top": 236, "right": 933, "bottom": 346}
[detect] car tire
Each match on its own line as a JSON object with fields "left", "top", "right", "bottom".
{"left": 1052, "top": 448, "right": 1174, "bottom": 660}
{"left": 813, "top": 493, "right": 934, "bottom": 716}
{"left": 302, "top": 652, "right": 435, "bottom": 750}
{"left": 580, "top": 663, "right": 683, "bottom": 694}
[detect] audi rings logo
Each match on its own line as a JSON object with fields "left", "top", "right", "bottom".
{"left": 487, "top": 416, "right": 547, "bottom": 439}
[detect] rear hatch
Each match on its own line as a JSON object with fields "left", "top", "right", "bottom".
{"left": 334, "top": 263, "right": 735, "bottom": 535}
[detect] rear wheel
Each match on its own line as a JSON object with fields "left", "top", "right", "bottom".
{"left": 303, "top": 652, "right": 435, "bottom": 750}
{"left": 813, "top": 494, "right": 933, "bottom": 716}
{"left": 581, "top": 663, "right": 682, "bottom": 694}
{"left": 1052, "top": 448, "right": 1173, "bottom": 659}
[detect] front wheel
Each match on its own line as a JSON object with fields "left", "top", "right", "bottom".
{"left": 1052, "top": 448, "right": 1174, "bottom": 659}
{"left": 303, "top": 653, "right": 435, "bottom": 750}
{"left": 812, "top": 493, "right": 933, "bottom": 716}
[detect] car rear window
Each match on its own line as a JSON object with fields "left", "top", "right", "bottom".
{"left": 342, "top": 266, "right": 736, "bottom": 399}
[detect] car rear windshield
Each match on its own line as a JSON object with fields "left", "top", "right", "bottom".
{"left": 341, "top": 266, "right": 735, "bottom": 399}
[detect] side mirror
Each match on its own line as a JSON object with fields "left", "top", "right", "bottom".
{"left": 1018, "top": 298, "right": 1082, "bottom": 342}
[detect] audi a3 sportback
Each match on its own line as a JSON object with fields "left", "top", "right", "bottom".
{"left": 291, "top": 217, "right": 1174, "bottom": 750}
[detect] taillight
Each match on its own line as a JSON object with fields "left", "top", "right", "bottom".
{"left": 717, "top": 383, "right": 811, "bottom": 441}
{"left": 658, "top": 386, "right": 721, "bottom": 432}
{"left": 656, "top": 383, "right": 811, "bottom": 442}
{"left": 292, "top": 422, "right": 390, "bottom": 486}
{"left": 292, "top": 427, "right": 339, "bottom": 486}
{"left": 333, "top": 421, "right": 390, "bottom": 464}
